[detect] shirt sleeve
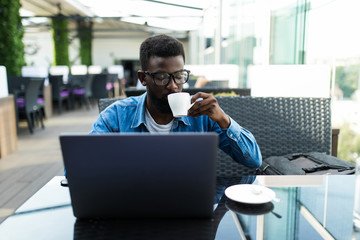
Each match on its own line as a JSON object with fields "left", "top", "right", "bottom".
{"left": 217, "top": 116, "right": 262, "bottom": 168}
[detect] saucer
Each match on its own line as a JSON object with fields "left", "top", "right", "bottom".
{"left": 225, "top": 199, "right": 274, "bottom": 215}
{"left": 225, "top": 184, "right": 276, "bottom": 204}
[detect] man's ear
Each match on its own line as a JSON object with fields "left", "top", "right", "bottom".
{"left": 137, "top": 71, "right": 147, "bottom": 86}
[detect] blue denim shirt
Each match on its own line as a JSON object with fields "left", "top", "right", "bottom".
{"left": 90, "top": 93, "right": 262, "bottom": 168}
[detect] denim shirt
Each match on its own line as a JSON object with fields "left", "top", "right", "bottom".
{"left": 90, "top": 93, "right": 262, "bottom": 168}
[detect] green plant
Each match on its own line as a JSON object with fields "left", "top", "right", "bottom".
{"left": 51, "top": 15, "right": 70, "bottom": 66}
{"left": 212, "top": 91, "right": 240, "bottom": 96}
{"left": 335, "top": 65, "right": 359, "bottom": 99}
{"left": 338, "top": 123, "right": 360, "bottom": 163}
{"left": 77, "top": 20, "right": 93, "bottom": 66}
{"left": 0, "top": 0, "right": 26, "bottom": 76}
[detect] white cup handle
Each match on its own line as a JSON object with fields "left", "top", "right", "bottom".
{"left": 188, "top": 97, "right": 203, "bottom": 110}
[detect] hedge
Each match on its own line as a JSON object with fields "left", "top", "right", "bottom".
{"left": 51, "top": 15, "right": 70, "bottom": 66}
{"left": 77, "top": 19, "right": 92, "bottom": 66}
{"left": 0, "top": 0, "right": 26, "bottom": 76}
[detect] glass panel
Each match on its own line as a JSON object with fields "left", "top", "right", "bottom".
{"left": 203, "top": 3, "right": 218, "bottom": 64}
{"left": 221, "top": 0, "right": 257, "bottom": 87}
{"left": 270, "top": 0, "right": 308, "bottom": 64}
{"left": 306, "top": 0, "right": 360, "bottom": 162}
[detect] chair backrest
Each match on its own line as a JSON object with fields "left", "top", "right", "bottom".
{"left": 218, "top": 97, "right": 331, "bottom": 157}
{"left": 91, "top": 74, "right": 109, "bottom": 99}
{"left": 8, "top": 76, "right": 45, "bottom": 100}
{"left": 49, "top": 75, "right": 65, "bottom": 99}
{"left": 69, "top": 74, "right": 93, "bottom": 97}
{"left": 216, "top": 96, "right": 331, "bottom": 176}
{"left": 84, "top": 75, "right": 93, "bottom": 97}
{"left": 98, "top": 96, "right": 332, "bottom": 176}
{"left": 68, "top": 74, "right": 87, "bottom": 88}
{"left": 123, "top": 88, "right": 251, "bottom": 97}
{"left": 107, "top": 73, "right": 118, "bottom": 82}
{"left": 7, "top": 76, "right": 29, "bottom": 94}
{"left": 24, "top": 78, "right": 45, "bottom": 112}
{"left": 203, "top": 80, "right": 229, "bottom": 88}
{"left": 184, "top": 88, "right": 250, "bottom": 96}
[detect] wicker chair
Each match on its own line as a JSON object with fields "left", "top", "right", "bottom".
{"left": 68, "top": 74, "right": 91, "bottom": 110}
{"left": 124, "top": 88, "right": 251, "bottom": 97}
{"left": 215, "top": 96, "right": 331, "bottom": 176}
{"left": 17, "top": 77, "right": 46, "bottom": 133}
{"left": 98, "top": 96, "right": 332, "bottom": 176}
{"left": 184, "top": 88, "right": 250, "bottom": 96}
{"left": 91, "top": 74, "right": 109, "bottom": 100}
{"left": 49, "top": 75, "right": 71, "bottom": 114}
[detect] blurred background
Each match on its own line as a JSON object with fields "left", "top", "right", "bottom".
{"left": 1, "top": 0, "right": 359, "bottom": 162}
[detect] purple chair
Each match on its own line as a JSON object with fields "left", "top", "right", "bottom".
{"left": 49, "top": 75, "right": 71, "bottom": 114}
{"left": 91, "top": 73, "right": 118, "bottom": 101}
{"left": 68, "top": 74, "right": 92, "bottom": 110}
{"left": 16, "top": 77, "right": 45, "bottom": 134}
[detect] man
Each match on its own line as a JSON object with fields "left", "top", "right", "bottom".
{"left": 91, "top": 34, "right": 261, "bottom": 168}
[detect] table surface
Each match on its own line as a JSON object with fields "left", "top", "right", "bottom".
{"left": 1, "top": 175, "right": 360, "bottom": 240}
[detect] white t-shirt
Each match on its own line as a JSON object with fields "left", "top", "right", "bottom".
{"left": 145, "top": 107, "right": 173, "bottom": 134}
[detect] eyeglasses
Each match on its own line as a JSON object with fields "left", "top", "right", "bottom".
{"left": 143, "top": 69, "right": 190, "bottom": 86}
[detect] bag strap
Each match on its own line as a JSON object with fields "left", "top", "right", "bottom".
{"left": 256, "top": 163, "right": 269, "bottom": 175}
{"left": 303, "top": 164, "right": 354, "bottom": 173}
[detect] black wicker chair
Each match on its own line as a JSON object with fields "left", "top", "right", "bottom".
{"left": 91, "top": 73, "right": 119, "bottom": 100}
{"left": 97, "top": 96, "right": 332, "bottom": 176}
{"left": 214, "top": 96, "right": 331, "bottom": 176}
{"left": 184, "top": 88, "right": 250, "bottom": 96}
{"left": 68, "top": 74, "right": 92, "bottom": 110}
{"left": 124, "top": 88, "right": 251, "bottom": 97}
{"left": 17, "top": 77, "right": 46, "bottom": 133}
{"left": 8, "top": 76, "right": 46, "bottom": 134}
{"left": 49, "top": 75, "right": 71, "bottom": 114}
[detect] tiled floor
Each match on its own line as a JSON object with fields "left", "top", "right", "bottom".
{"left": 0, "top": 105, "right": 99, "bottom": 223}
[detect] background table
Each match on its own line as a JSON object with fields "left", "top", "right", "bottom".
{"left": 0, "top": 95, "right": 17, "bottom": 158}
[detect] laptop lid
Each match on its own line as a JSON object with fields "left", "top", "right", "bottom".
{"left": 60, "top": 132, "right": 218, "bottom": 219}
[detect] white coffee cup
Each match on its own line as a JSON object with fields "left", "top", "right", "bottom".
{"left": 167, "top": 92, "right": 193, "bottom": 117}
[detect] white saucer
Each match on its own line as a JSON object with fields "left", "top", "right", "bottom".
{"left": 225, "top": 184, "right": 276, "bottom": 204}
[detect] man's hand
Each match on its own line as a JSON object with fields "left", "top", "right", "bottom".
{"left": 187, "top": 92, "right": 230, "bottom": 129}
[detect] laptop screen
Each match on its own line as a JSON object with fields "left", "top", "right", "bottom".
{"left": 60, "top": 132, "right": 218, "bottom": 219}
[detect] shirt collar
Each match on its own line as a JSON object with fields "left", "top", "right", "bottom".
{"left": 130, "top": 92, "right": 192, "bottom": 129}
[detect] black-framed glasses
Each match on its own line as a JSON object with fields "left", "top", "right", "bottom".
{"left": 143, "top": 69, "right": 190, "bottom": 86}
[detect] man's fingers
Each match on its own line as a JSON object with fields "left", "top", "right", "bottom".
{"left": 191, "top": 92, "right": 211, "bottom": 102}
{"left": 189, "top": 101, "right": 212, "bottom": 116}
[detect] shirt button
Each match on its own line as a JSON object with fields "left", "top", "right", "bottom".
{"left": 229, "top": 133, "right": 233, "bottom": 137}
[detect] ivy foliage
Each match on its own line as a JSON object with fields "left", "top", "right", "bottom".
{"left": 0, "top": 0, "right": 26, "bottom": 76}
{"left": 336, "top": 65, "right": 359, "bottom": 99}
{"left": 77, "top": 20, "right": 92, "bottom": 66}
{"left": 338, "top": 123, "right": 360, "bottom": 163}
{"left": 51, "top": 15, "right": 70, "bottom": 66}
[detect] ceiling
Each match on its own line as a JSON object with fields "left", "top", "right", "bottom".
{"left": 20, "top": 0, "right": 212, "bottom": 37}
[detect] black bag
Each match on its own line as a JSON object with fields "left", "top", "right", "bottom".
{"left": 257, "top": 152, "right": 355, "bottom": 175}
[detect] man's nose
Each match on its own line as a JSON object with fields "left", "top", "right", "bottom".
{"left": 166, "top": 76, "right": 178, "bottom": 90}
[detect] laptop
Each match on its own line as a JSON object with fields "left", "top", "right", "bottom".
{"left": 60, "top": 132, "right": 218, "bottom": 219}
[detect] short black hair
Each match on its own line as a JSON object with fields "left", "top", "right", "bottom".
{"left": 139, "top": 34, "right": 185, "bottom": 71}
